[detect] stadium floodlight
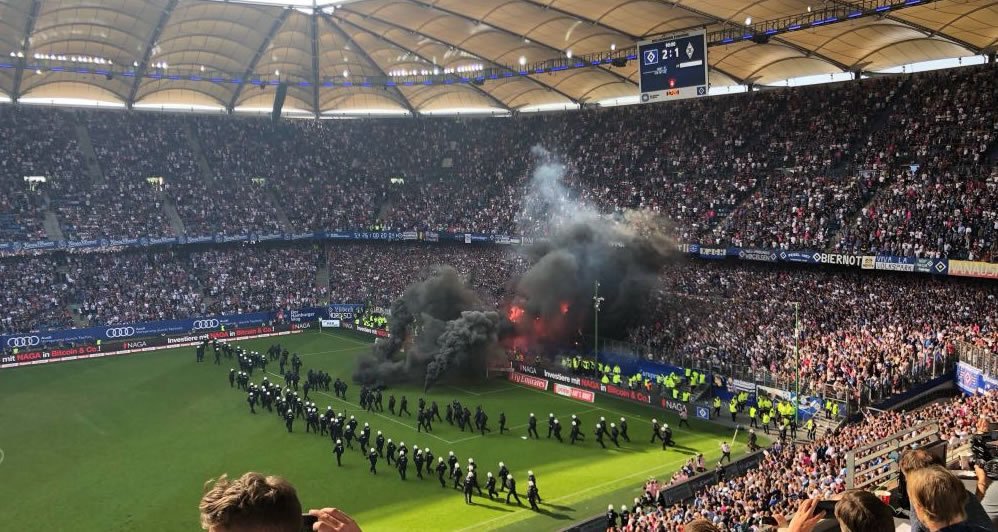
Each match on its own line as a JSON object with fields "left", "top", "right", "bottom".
{"left": 342, "top": 70, "right": 349, "bottom": 78}
{"left": 745, "top": 16, "right": 752, "bottom": 25}
{"left": 518, "top": 56, "right": 526, "bottom": 66}
{"left": 566, "top": 50, "right": 572, "bottom": 59}
{"left": 610, "top": 43, "right": 616, "bottom": 51}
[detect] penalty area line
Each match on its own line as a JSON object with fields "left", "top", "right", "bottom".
{"left": 0, "top": 447, "right": 4, "bottom": 467}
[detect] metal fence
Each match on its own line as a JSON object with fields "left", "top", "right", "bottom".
{"left": 958, "top": 341, "right": 998, "bottom": 378}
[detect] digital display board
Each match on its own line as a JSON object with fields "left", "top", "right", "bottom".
{"left": 638, "top": 29, "right": 708, "bottom": 104}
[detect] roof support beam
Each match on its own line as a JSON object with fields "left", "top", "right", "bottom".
{"left": 127, "top": 0, "right": 178, "bottom": 108}
{"left": 316, "top": 11, "right": 417, "bottom": 115}
{"left": 227, "top": 8, "right": 291, "bottom": 112}
{"left": 826, "top": 0, "right": 983, "bottom": 55}
{"left": 403, "top": 0, "right": 636, "bottom": 86}
{"left": 338, "top": 8, "right": 579, "bottom": 105}
{"left": 310, "top": 10, "right": 321, "bottom": 116}
{"left": 11, "top": 0, "right": 41, "bottom": 102}
{"left": 519, "top": 0, "right": 641, "bottom": 41}
{"left": 330, "top": 12, "right": 512, "bottom": 112}
{"left": 654, "top": 0, "right": 852, "bottom": 73}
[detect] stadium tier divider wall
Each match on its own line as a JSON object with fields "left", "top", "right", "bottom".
{"left": 1, "top": 230, "right": 996, "bottom": 280}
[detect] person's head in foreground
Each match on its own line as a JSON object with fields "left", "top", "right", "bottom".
{"left": 906, "top": 465, "right": 969, "bottom": 532}
{"left": 684, "top": 519, "right": 721, "bottom": 532}
{"left": 834, "top": 490, "right": 895, "bottom": 532}
{"left": 200, "top": 472, "right": 302, "bottom": 532}
{"left": 200, "top": 473, "right": 361, "bottom": 532}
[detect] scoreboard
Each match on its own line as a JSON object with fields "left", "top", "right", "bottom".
{"left": 638, "top": 29, "right": 708, "bottom": 104}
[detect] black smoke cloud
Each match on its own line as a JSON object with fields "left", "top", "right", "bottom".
{"left": 352, "top": 266, "right": 503, "bottom": 390}
{"left": 353, "top": 147, "right": 677, "bottom": 389}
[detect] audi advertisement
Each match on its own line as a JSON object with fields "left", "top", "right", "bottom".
{"left": 2, "top": 325, "right": 294, "bottom": 369}
{"left": 0, "top": 306, "right": 332, "bottom": 348}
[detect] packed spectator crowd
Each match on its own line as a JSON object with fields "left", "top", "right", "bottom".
{"left": 0, "top": 64, "right": 993, "bottom": 261}
{"left": 630, "top": 260, "right": 998, "bottom": 402}
{"left": 0, "top": 244, "right": 325, "bottom": 331}
{"left": 3, "top": 239, "right": 994, "bottom": 409}
{"left": 609, "top": 390, "right": 998, "bottom": 531}
{"left": 326, "top": 242, "right": 526, "bottom": 308}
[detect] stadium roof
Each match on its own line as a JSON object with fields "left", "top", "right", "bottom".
{"left": 0, "top": 0, "right": 994, "bottom": 115}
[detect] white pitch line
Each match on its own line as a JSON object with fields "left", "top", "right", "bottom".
{"left": 455, "top": 454, "right": 696, "bottom": 532}
{"left": 0, "top": 448, "right": 5, "bottom": 467}
{"left": 318, "top": 330, "right": 373, "bottom": 347}
{"left": 299, "top": 345, "right": 368, "bottom": 358}
{"left": 447, "top": 385, "right": 516, "bottom": 397}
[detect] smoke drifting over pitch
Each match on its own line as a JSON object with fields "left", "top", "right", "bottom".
{"left": 353, "top": 147, "right": 677, "bottom": 390}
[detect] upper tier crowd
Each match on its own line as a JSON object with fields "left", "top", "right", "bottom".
{"left": 0, "top": 64, "right": 993, "bottom": 260}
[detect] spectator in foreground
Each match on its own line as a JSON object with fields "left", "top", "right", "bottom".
{"left": 907, "top": 465, "right": 990, "bottom": 532}
{"left": 833, "top": 490, "right": 895, "bottom": 532}
{"left": 900, "top": 449, "right": 993, "bottom": 532}
{"left": 199, "top": 472, "right": 361, "bottom": 532}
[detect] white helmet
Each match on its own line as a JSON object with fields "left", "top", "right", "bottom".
{"left": 528, "top": 470, "right": 534, "bottom": 475}
{"left": 609, "top": 504, "right": 614, "bottom": 511}
{"left": 378, "top": 431, "right": 382, "bottom": 435}
{"left": 370, "top": 448, "right": 375, "bottom": 453}
{"left": 487, "top": 472, "right": 493, "bottom": 477}
{"left": 468, "top": 458, "right": 474, "bottom": 463}
{"left": 450, "top": 451, "right": 455, "bottom": 456}
{"left": 424, "top": 448, "right": 429, "bottom": 452}
{"left": 611, "top": 423, "right": 616, "bottom": 427}
{"left": 549, "top": 413, "right": 554, "bottom": 417}
{"left": 620, "top": 417, "right": 625, "bottom": 422}
{"left": 499, "top": 461, "right": 504, "bottom": 467}
{"left": 336, "top": 439, "right": 342, "bottom": 444}
{"left": 438, "top": 457, "right": 444, "bottom": 462}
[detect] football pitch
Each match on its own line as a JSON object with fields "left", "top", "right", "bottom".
{"left": 0, "top": 330, "right": 756, "bottom": 531}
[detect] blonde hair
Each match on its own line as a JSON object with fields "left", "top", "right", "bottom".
{"left": 199, "top": 472, "right": 302, "bottom": 532}
{"left": 906, "top": 465, "right": 967, "bottom": 526}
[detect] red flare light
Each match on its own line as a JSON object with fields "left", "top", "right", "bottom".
{"left": 560, "top": 302, "right": 570, "bottom": 315}
{"left": 508, "top": 305, "right": 524, "bottom": 323}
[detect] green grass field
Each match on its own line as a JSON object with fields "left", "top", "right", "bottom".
{"left": 0, "top": 330, "right": 758, "bottom": 531}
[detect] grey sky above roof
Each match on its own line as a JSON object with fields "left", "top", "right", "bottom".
{"left": 0, "top": 0, "right": 994, "bottom": 113}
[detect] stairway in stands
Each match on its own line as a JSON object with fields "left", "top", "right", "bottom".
{"left": 72, "top": 113, "right": 105, "bottom": 184}
{"left": 264, "top": 188, "right": 294, "bottom": 232}
{"left": 825, "top": 73, "right": 917, "bottom": 251}
{"left": 161, "top": 193, "right": 187, "bottom": 236}
{"left": 181, "top": 121, "right": 216, "bottom": 182}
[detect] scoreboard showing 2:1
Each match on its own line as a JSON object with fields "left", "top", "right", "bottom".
{"left": 638, "top": 29, "right": 708, "bottom": 104}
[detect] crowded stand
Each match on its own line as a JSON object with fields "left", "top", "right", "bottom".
{"left": 632, "top": 261, "right": 998, "bottom": 402}
{"left": 0, "top": 245, "right": 325, "bottom": 329}
{"left": 191, "top": 246, "right": 325, "bottom": 314}
{"left": 326, "top": 242, "right": 526, "bottom": 307}
{"left": 0, "top": 256, "right": 74, "bottom": 334}
{"left": 837, "top": 64, "right": 998, "bottom": 262}
{"left": 605, "top": 390, "right": 998, "bottom": 531}
{"left": 0, "top": 106, "right": 84, "bottom": 241}
{"left": 0, "top": 66, "right": 991, "bottom": 259}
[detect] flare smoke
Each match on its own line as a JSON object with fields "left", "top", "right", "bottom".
{"left": 353, "top": 147, "right": 677, "bottom": 389}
